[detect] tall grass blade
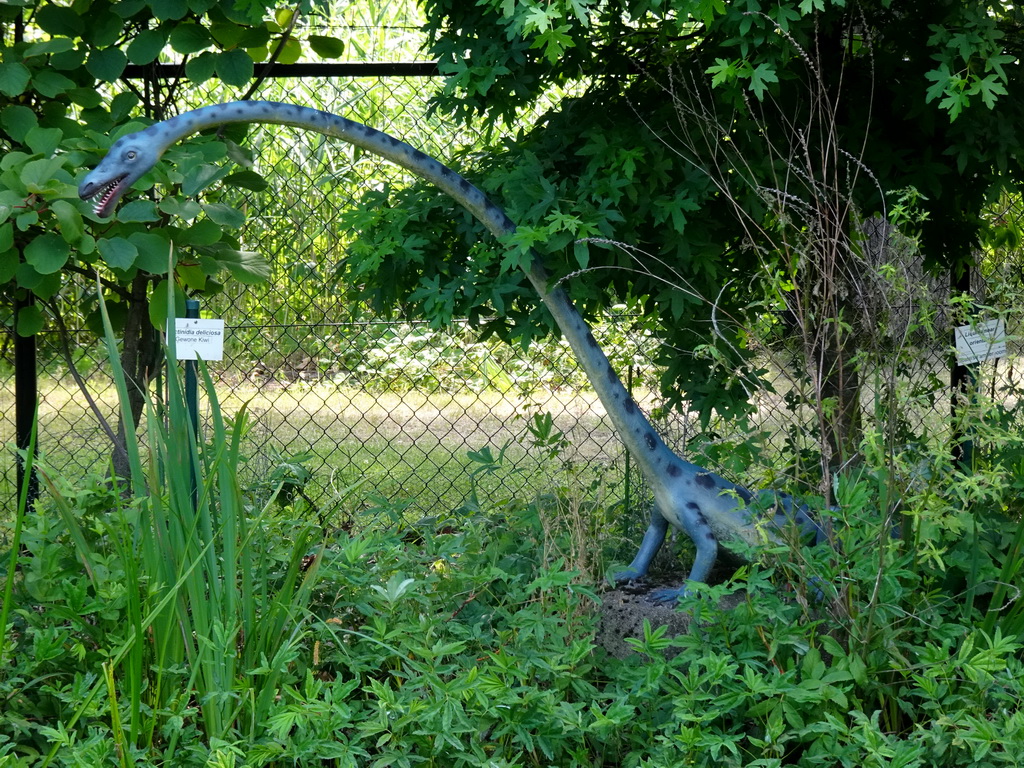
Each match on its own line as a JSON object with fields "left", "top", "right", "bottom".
{"left": 982, "top": 512, "right": 1024, "bottom": 639}
{"left": 95, "top": 273, "right": 146, "bottom": 495}
{"left": 40, "top": 271, "right": 331, "bottom": 761}
{"left": 103, "top": 661, "right": 130, "bottom": 768}
{"left": 0, "top": 418, "right": 37, "bottom": 672}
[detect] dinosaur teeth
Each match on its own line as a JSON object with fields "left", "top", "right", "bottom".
{"left": 88, "top": 176, "right": 126, "bottom": 217}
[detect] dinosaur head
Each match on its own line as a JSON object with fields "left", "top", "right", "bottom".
{"left": 78, "top": 130, "right": 163, "bottom": 218}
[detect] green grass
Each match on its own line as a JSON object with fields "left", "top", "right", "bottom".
{"left": 1, "top": 326, "right": 976, "bottom": 537}
{"left": 224, "top": 382, "right": 641, "bottom": 531}
{"left": 0, "top": 376, "right": 121, "bottom": 506}
{"left": 2, "top": 349, "right": 969, "bottom": 530}
{"left": 1, "top": 374, "right": 637, "bottom": 524}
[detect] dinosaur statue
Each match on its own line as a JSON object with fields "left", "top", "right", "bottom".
{"left": 79, "top": 100, "right": 822, "bottom": 601}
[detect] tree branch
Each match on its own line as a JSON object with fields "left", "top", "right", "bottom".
{"left": 43, "top": 297, "right": 128, "bottom": 466}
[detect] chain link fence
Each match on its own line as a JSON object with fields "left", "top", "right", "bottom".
{"left": 0, "top": 69, "right": 680, "bottom": 523}
{"left": 3, "top": 51, "right": 1021, "bottom": 526}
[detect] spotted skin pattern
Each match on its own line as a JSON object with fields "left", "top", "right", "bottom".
{"left": 79, "top": 101, "right": 823, "bottom": 601}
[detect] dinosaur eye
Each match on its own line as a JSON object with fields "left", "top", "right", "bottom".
{"left": 126, "top": 150, "right": 137, "bottom": 160}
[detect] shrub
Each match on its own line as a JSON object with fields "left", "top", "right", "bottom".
{"left": 6, "top": 425, "right": 1024, "bottom": 766}
{"left": 5, "top": 299, "right": 1024, "bottom": 767}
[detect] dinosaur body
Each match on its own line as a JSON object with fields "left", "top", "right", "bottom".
{"left": 80, "top": 100, "right": 820, "bottom": 601}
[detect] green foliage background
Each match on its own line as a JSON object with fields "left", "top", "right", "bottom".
{"left": 339, "top": 0, "right": 1024, "bottom": 417}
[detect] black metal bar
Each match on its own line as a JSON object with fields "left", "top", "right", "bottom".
{"left": 121, "top": 61, "right": 440, "bottom": 81}
{"left": 13, "top": 293, "right": 39, "bottom": 506}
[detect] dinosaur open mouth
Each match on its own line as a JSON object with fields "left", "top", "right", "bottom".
{"left": 81, "top": 175, "right": 128, "bottom": 218}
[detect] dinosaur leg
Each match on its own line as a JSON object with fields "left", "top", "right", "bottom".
{"left": 682, "top": 525, "right": 719, "bottom": 587}
{"left": 615, "top": 504, "right": 722, "bottom": 602}
{"left": 613, "top": 507, "right": 669, "bottom": 583}
{"left": 648, "top": 501, "right": 720, "bottom": 603}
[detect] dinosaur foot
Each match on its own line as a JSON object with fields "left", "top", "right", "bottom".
{"left": 648, "top": 586, "right": 690, "bottom": 603}
{"left": 612, "top": 573, "right": 692, "bottom": 603}
{"left": 612, "top": 568, "right": 644, "bottom": 584}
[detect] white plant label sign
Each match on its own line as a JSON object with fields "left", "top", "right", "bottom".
{"left": 955, "top": 318, "right": 1007, "bottom": 366}
{"left": 170, "top": 318, "right": 225, "bottom": 361}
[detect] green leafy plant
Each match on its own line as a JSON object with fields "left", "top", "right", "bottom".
{"left": 7, "top": 381, "right": 1024, "bottom": 765}
{"left": 1, "top": 282, "right": 327, "bottom": 765}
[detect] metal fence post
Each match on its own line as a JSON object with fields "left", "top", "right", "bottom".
{"left": 184, "top": 298, "right": 200, "bottom": 509}
{"left": 13, "top": 292, "right": 38, "bottom": 506}
{"left": 624, "top": 362, "right": 633, "bottom": 515}
{"left": 951, "top": 268, "right": 976, "bottom": 472}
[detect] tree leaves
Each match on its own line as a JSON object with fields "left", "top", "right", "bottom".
{"left": 200, "top": 245, "right": 270, "bottom": 284}
{"left": 20, "top": 157, "right": 67, "bottom": 195}
{"left": 24, "top": 37, "right": 76, "bottom": 57}
{"left": 127, "top": 29, "right": 170, "bottom": 64}
{"left": 706, "top": 58, "right": 778, "bottom": 99}
{"left": 159, "top": 198, "right": 203, "bottom": 220}
{"left": 925, "top": 60, "right": 1013, "bottom": 120}
{"left": 32, "top": 70, "right": 75, "bottom": 98}
{"left": 25, "top": 126, "right": 62, "bottom": 156}
{"left": 924, "top": 11, "right": 1017, "bottom": 120}
{"left": 98, "top": 237, "right": 139, "bottom": 271}
{"left": 50, "top": 200, "right": 83, "bottom": 243}
{"left": 2, "top": 106, "right": 37, "bottom": 142}
{"left": 201, "top": 203, "right": 246, "bottom": 229}
{"left": 34, "top": 4, "right": 82, "bottom": 36}
{"left": 185, "top": 51, "right": 219, "bottom": 83}
{"left": 148, "top": 278, "right": 187, "bottom": 329}
{"left": 150, "top": 0, "right": 189, "bottom": 22}
{"left": 747, "top": 63, "right": 778, "bottom": 99}
{"left": 130, "top": 232, "right": 175, "bottom": 273}
{"left": 25, "top": 233, "right": 70, "bottom": 274}
{"left": 223, "top": 170, "right": 268, "bottom": 192}
{"left": 86, "top": 48, "right": 128, "bottom": 82}
{"left": 389, "top": 0, "right": 1024, "bottom": 420}
{"left": 169, "top": 23, "right": 213, "bottom": 54}
{"left": 214, "top": 49, "right": 254, "bottom": 86}
{"left": 16, "top": 303, "right": 45, "bottom": 337}
{"left": 0, "top": 0, "right": 290, "bottom": 358}
{"left": 309, "top": 35, "right": 344, "bottom": 59}
{"left": 0, "top": 63, "right": 31, "bottom": 97}
{"left": 178, "top": 219, "right": 222, "bottom": 246}
{"left": 117, "top": 200, "right": 162, "bottom": 222}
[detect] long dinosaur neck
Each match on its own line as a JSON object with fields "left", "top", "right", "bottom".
{"left": 146, "top": 101, "right": 687, "bottom": 483}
